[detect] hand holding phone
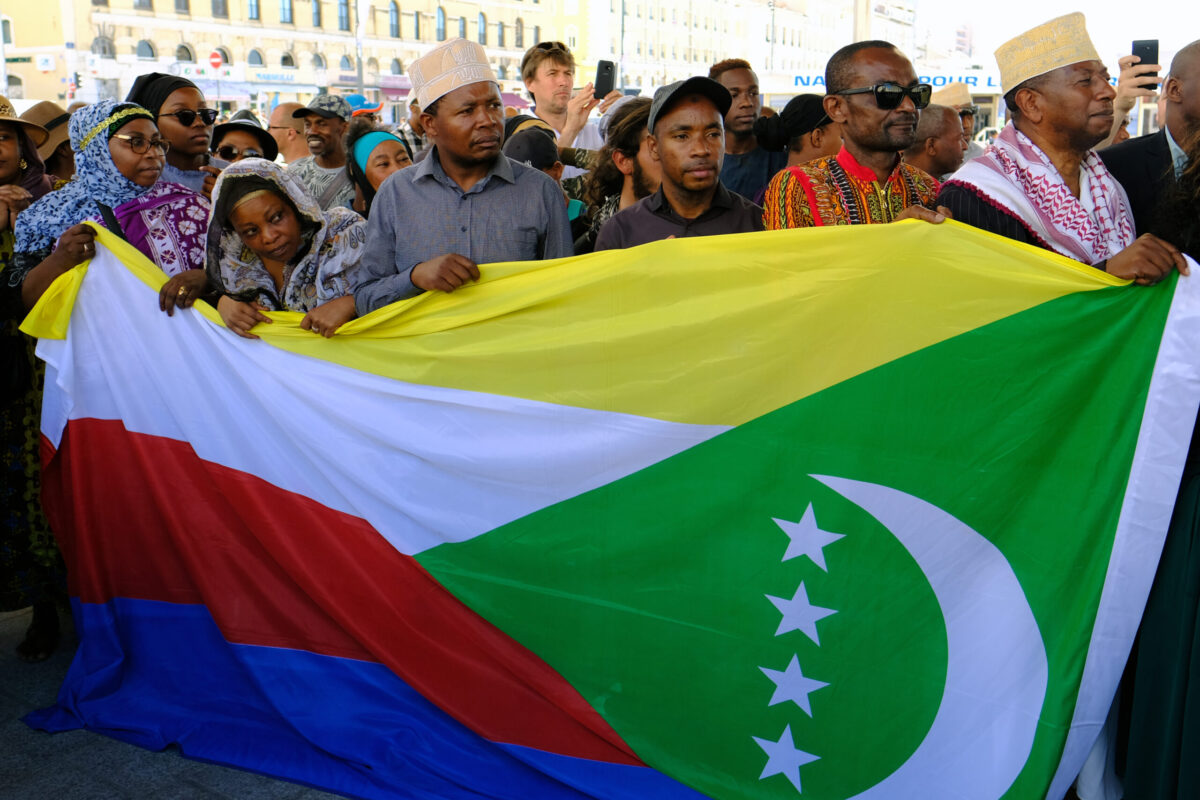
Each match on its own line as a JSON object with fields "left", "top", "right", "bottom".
{"left": 1131, "top": 39, "right": 1160, "bottom": 86}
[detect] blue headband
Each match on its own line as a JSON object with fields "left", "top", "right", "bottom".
{"left": 353, "top": 131, "right": 406, "bottom": 172}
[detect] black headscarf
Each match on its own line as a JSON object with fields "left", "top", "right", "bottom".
{"left": 125, "top": 73, "right": 201, "bottom": 117}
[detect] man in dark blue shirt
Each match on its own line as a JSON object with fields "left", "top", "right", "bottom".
{"left": 710, "top": 58, "right": 786, "bottom": 202}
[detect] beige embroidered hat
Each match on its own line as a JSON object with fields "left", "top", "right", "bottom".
{"left": 410, "top": 38, "right": 498, "bottom": 110}
{"left": 930, "top": 82, "right": 974, "bottom": 108}
{"left": 995, "top": 12, "right": 1101, "bottom": 95}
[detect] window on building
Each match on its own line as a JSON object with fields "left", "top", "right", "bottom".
{"left": 134, "top": 0, "right": 153, "bottom": 8}
{"left": 496, "top": 21, "right": 504, "bottom": 47}
{"left": 388, "top": 2, "right": 399, "bottom": 37}
{"left": 312, "top": 52, "right": 325, "bottom": 69}
{"left": 566, "top": 28, "right": 576, "bottom": 49}
{"left": 212, "top": 0, "right": 228, "bottom": 16}
{"left": 176, "top": 44, "right": 195, "bottom": 61}
{"left": 477, "top": 13, "right": 486, "bottom": 44}
{"left": 498, "top": 64, "right": 507, "bottom": 79}
{"left": 281, "top": 52, "right": 296, "bottom": 67}
{"left": 312, "top": 0, "right": 321, "bottom": 27}
{"left": 215, "top": 46, "right": 231, "bottom": 64}
{"left": 390, "top": 58, "right": 402, "bottom": 75}
{"left": 136, "top": 40, "right": 156, "bottom": 59}
{"left": 533, "top": 25, "right": 539, "bottom": 42}
{"left": 413, "top": 9, "right": 420, "bottom": 38}
{"left": 0, "top": 20, "right": 11, "bottom": 43}
{"left": 247, "top": 0, "right": 258, "bottom": 18}
{"left": 92, "top": 36, "right": 116, "bottom": 57}
{"left": 436, "top": 7, "right": 445, "bottom": 40}
{"left": 338, "top": 0, "right": 349, "bottom": 30}
{"left": 280, "top": 0, "right": 293, "bottom": 23}
{"left": 248, "top": 48, "right": 265, "bottom": 66}
{"left": 458, "top": 16, "right": 465, "bottom": 38}
{"left": 340, "top": 54, "right": 353, "bottom": 70}
{"left": 6, "top": 75, "right": 23, "bottom": 99}
{"left": 367, "top": 57, "right": 378, "bottom": 74}
{"left": 514, "top": 18, "right": 523, "bottom": 48}
{"left": 92, "top": 0, "right": 108, "bottom": 6}
{"left": 175, "top": 0, "right": 189, "bottom": 12}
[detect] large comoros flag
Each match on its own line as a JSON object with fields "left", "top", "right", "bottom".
{"left": 21, "top": 222, "right": 1200, "bottom": 799}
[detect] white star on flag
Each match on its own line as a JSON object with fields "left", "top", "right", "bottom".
{"left": 766, "top": 581, "right": 836, "bottom": 644}
{"left": 774, "top": 505, "right": 845, "bottom": 570}
{"left": 753, "top": 724, "right": 820, "bottom": 793}
{"left": 760, "top": 655, "right": 830, "bottom": 716}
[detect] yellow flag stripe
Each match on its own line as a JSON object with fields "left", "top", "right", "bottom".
{"left": 25, "top": 220, "right": 1123, "bottom": 426}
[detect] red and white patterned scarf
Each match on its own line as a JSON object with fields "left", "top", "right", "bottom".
{"left": 945, "top": 123, "right": 1134, "bottom": 264}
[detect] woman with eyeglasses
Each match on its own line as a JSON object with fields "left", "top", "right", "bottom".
{"left": 12, "top": 100, "right": 211, "bottom": 313}
{"left": 126, "top": 72, "right": 228, "bottom": 198}
{"left": 343, "top": 116, "right": 412, "bottom": 217}
{"left": 206, "top": 159, "right": 365, "bottom": 339}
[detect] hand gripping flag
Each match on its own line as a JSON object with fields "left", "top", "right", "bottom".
{"left": 21, "top": 221, "right": 1200, "bottom": 799}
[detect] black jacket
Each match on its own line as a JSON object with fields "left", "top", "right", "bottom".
{"left": 1099, "top": 130, "right": 1173, "bottom": 236}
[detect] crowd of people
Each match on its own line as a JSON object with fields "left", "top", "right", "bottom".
{"left": 2, "top": 10, "right": 1200, "bottom": 799}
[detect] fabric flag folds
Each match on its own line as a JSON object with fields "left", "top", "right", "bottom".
{"left": 21, "top": 221, "right": 1200, "bottom": 800}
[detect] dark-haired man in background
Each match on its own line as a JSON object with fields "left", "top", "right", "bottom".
{"left": 710, "top": 58, "right": 786, "bottom": 201}
{"left": 762, "top": 41, "right": 944, "bottom": 229}
{"left": 903, "top": 104, "right": 967, "bottom": 180}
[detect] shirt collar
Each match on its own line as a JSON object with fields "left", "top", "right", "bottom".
{"left": 835, "top": 145, "right": 902, "bottom": 184}
{"left": 646, "top": 182, "right": 735, "bottom": 216}
{"left": 1165, "top": 126, "right": 1189, "bottom": 180}
{"left": 412, "top": 146, "right": 516, "bottom": 191}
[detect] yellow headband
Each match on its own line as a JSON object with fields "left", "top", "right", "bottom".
{"left": 78, "top": 107, "right": 154, "bottom": 151}
{"left": 230, "top": 189, "right": 274, "bottom": 211}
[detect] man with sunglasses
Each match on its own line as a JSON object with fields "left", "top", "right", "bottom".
{"left": 288, "top": 95, "right": 355, "bottom": 211}
{"left": 938, "top": 13, "right": 1186, "bottom": 285}
{"left": 763, "top": 41, "right": 946, "bottom": 230}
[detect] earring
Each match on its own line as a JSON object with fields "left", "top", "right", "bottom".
{"left": 19, "top": 157, "right": 27, "bottom": 170}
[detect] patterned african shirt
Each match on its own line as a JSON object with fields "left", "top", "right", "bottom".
{"left": 762, "top": 146, "right": 939, "bottom": 229}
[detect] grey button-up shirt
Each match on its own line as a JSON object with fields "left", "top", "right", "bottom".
{"left": 355, "top": 149, "right": 573, "bottom": 315}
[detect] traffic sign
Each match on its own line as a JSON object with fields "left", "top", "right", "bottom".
{"left": 209, "top": 51, "right": 223, "bottom": 69}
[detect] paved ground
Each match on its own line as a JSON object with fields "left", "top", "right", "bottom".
{"left": 0, "top": 606, "right": 347, "bottom": 799}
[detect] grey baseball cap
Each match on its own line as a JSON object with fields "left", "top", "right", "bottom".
{"left": 292, "top": 94, "right": 352, "bottom": 121}
{"left": 647, "top": 77, "right": 732, "bottom": 133}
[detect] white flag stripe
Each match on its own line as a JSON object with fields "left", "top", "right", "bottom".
{"left": 38, "top": 244, "right": 730, "bottom": 556}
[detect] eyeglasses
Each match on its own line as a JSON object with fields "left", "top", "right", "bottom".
{"left": 835, "top": 82, "right": 933, "bottom": 110}
{"left": 958, "top": 105, "right": 980, "bottom": 118}
{"left": 158, "top": 108, "right": 219, "bottom": 127}
{"left": 216, "top": 145, "right": 265, "bottom": 160}
{"left": 111, "top": 133, "right": 171, "bottom": 154}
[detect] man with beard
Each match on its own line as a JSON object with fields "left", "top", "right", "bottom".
{"left": 762, "top": 42, "right": 945, "bottom": 229}
{"left": 575, "top": 97, "right": 661, "bottom": 253}
{"left": 937, "top": 13, "right": 1185, "bottom": 283}
{"left": 287, "top": 95, "right": 355, "bottom": 210}
{"left": 355, "top": 39, "right": 572, "bottom": 314}
{"left": 594, "top": 77, "right": 763, "bottom": 251}
{"left": 710, "top": 59, "right": 786, "bottom": 201}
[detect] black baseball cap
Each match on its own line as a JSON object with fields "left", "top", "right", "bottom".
{"left": 647, "top": 77, "right": 732, "bottom": 133}
{"left": 503, "top": 128, "right": 560, "bottom": 171}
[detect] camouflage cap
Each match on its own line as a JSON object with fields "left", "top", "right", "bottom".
{"left": 292, "top": 94, "right": 352, "bottom": 121}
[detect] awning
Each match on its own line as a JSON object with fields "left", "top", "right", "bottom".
{"left": 190, "top": 80, "right": 256, "bottom": 102}
{"left": 501, "top": 91, "right": 530, "bottom": 109}
{"left": 382, "top": 87, "right": 410, "bottom": 101}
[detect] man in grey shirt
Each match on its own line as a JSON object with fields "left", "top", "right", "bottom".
{"left": 356, "top": 39, "right": 572, "bottom": 316}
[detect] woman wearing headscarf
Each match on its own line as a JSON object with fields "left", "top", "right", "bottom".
{"left": 0, "top": 96, "right": 61, "bottom": 661}
{"left": 344, "top": 116, "right": 411, "bottom": 217}
{"left": 12, "top": 100, "right": 211, "bottom": 314}
{"left": 126, "top": 72, "right": 226, "bottom": 197}
{"left": 207, "top": 158, "right": 365, "bottom": 339}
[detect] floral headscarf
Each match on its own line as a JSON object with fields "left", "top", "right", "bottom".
{"left": 14, "top": 100, "right": 155, "bottom": 253}
{"left": 206, "top": 158, "right": 365, "bottom": 312}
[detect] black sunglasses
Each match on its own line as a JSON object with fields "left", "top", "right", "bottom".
{"left": 835, "top": 82, "right": 933, "bottom": 110}
{"left": 216, "top": 144, "right": 264, "bottom": 160}
{"left": 158, "top": 108, "right": 219, "bottom": 127}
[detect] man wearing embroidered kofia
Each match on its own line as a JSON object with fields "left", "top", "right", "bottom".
{"left": 937, "top": 13, "right": 1186, "bottom": 285}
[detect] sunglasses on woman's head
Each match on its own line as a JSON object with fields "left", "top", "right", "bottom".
{"left": 158, "top": 108, "right": 219, "bottom": 127}
{"left": 216, "top": 145, "right": 264, "bottom": 161}
{"left": 835, "top": 82, "right": 933, "bottom": 110}
{"left": 111, "top": 133, "right": 171, "bottom": 154}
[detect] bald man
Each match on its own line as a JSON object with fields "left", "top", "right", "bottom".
{"left": 902, "top": 104, "right": 968, "bottom": 180}
{"left": 1101, "top": 39, "right": 1200, "bottom": 234}
{"left": 268, "top": 102, "right": 309, "bottom": 164}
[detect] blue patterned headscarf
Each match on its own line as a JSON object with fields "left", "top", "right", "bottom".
{"left": 14, "top": 99, "right": 156, "bottom": 253}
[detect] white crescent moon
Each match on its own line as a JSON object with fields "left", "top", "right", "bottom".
{"left": 812, "top": 474, "right": 1048, "bottom": 799}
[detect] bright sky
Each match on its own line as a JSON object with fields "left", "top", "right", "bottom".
{"left": 916, "top": 0, "right": 1195, "bottom": 71}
